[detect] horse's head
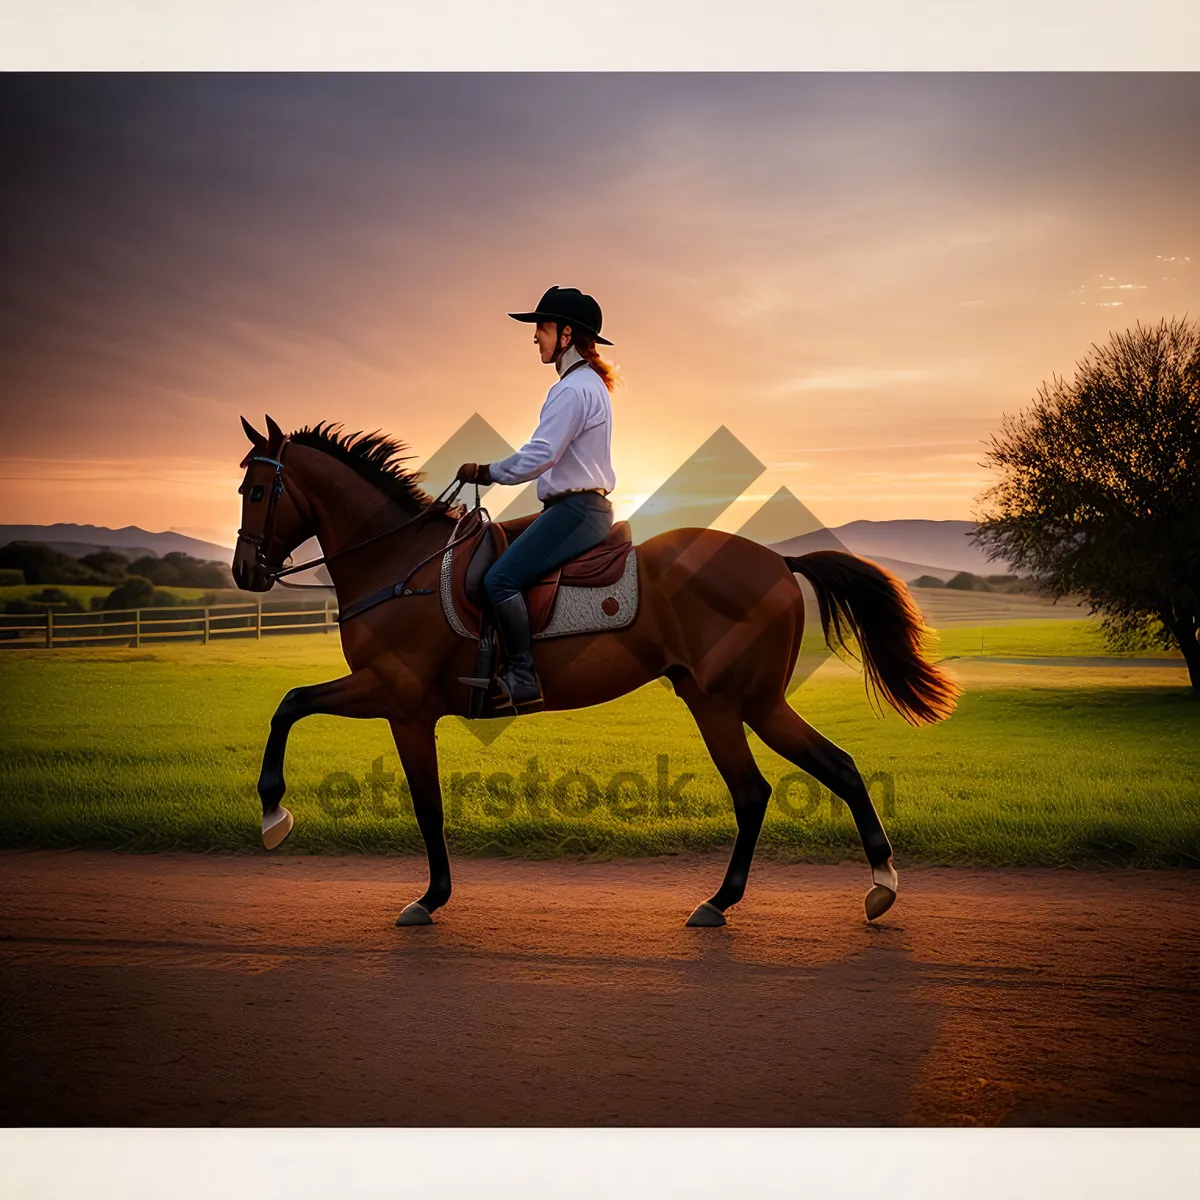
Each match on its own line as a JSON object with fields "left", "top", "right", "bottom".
{"left": 233, "top": 415, "right": 314, "bottom": 592}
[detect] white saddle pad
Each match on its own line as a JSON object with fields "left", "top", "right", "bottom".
{"left": 440, "top": 546, "right": 639, "bottom": 640}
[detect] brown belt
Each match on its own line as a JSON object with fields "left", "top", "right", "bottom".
{"left": 543, "top": 487, "right": 610, "bottom": 507}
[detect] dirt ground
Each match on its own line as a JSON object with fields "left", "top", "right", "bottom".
{"left": 1, "top": 849, "right": 1197, "bottom": 1126}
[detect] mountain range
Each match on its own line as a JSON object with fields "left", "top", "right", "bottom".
{"left": 2, "top": 518, "right": 1018, "bottom": 585}
{"left": 769, "top": 519, "right": 1016, "bottom": 582}
{"left": 0, "top": 524, "right": 234, "bottom": 564}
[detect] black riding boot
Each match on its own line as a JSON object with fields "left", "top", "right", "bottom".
{"left": 491, "top": 592, "right": 544, "bottom": 713}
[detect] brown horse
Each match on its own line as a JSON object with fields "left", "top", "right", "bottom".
{"left": 233, "top": 416, "right": 961, "bottom": 927}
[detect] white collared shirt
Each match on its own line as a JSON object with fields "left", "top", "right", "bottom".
{"left": 488, "top": 351, "right": 616, "bottom": 500}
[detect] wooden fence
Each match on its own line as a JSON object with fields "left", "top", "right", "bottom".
{"left": 0, "top": 599, "right": 338, "bottom": 650}
{"left": 0, "top": 586, "right": 1100, "bottom": 652}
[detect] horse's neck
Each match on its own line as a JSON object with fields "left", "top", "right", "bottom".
{"left": 290, "top": 451, "right": 452, "bottom": 595}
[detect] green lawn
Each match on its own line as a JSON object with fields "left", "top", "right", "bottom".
{"left": 0, "top": 621, "right": 1196, "bottom": 866}
{"left": 934, "top": 620, "right": 1188, "bottom": 660}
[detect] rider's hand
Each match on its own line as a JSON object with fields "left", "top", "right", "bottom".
{"left": 456, "top": 462, "right": 492, "bottom": 485}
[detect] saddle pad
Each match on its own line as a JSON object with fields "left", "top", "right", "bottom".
{"left": 441, "top": 545, "right": 639, "bottom": 641}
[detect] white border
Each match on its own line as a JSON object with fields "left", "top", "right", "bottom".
{"left": 0, "top": 0, "right": 1198, "bottom": 70}
{"left": 4, "top": 1127, "right": 1200, "bottom": 1198}
{"left": 2, "top": 1, "right": 1198, "bottom": 1195}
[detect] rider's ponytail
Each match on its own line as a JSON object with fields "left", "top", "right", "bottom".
{"left": 580, "top": 340, "right": 622, "bottom": 393}
{"left": 559, "top": 324, "right": 622, "bottom": 393}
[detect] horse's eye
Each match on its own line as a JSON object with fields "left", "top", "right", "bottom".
{"left": 249, "top": 485, "right": 265, "bottom": 502}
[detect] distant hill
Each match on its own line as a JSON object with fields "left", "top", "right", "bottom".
{"left": 771, "top": 519, "right": 1017, "bottom": 581}
{"left": 830, "top": 519, "right": 1014, "bottom": 575}
{"left": 0, "top": 524, "right": 234, "bottom": 563}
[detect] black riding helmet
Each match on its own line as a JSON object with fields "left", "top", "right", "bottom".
{"left": 507, "top": 285, "right": 614, "bottom": 346}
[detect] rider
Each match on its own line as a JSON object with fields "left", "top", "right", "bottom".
{"left": 455, "top": 285, "right": 619, "bottom": 713}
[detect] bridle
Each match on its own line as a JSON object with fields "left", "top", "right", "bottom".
{"left": 237, "top": 436, "right": 486, "bottom": 611}
{"left": 237, "top": 441, "right": 293, "bottom": 578}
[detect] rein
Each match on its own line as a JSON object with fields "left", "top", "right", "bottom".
{"left": 238, "top": 437, "right": 490, "bottom": 622}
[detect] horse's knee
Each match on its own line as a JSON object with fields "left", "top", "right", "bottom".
{"left": 740, "top": 776, "right": 772, "bottom": 811}
{"left": 273, "top": 687, "right": 306, "bottom": 728}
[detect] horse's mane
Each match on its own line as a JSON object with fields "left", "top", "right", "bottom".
{"left": 289, "top": 421, "right": 463, "bottom": 517}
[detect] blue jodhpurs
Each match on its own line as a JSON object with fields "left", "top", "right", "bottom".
{"left": 483, "top": 492, "right": 614, "bottom": 606}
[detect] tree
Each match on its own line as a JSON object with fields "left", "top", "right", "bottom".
{"left": 101, "top": 577, "right": 156, "bottom": 610}
{"left": 127, "top": 552, "right": 232, "bottom": 589}
{"left": 971, "top": 316, "right": 1200, "bottom": 692}
{"left": 78, "top": 549, "right": 130, "bottom": 581}
{"left": 0, "top": 541, "right": 100, "bottom": 585}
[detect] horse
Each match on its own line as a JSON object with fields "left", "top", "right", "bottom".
{"left": 233, "top": 415, "right": 962, "bottom": 928}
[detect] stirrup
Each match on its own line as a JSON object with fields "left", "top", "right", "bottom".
{"left": 493, "top": 670, "right": 544, "bottom": 714}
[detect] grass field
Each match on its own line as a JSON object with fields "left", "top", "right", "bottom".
{"left": 1, "top": 616, "right": 1196, "bottom": 866}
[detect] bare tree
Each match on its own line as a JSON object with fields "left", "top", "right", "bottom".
{"left": 971, "top": 315, "right": 1200, "bottom": 693}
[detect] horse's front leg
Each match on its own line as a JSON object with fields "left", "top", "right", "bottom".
{"left": 258, "top": 670, "right": 388, "bottom": 849}
{"left": 389, "top": 717, "right": 451, "bottom": 927}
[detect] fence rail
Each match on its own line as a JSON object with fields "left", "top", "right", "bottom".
{"left": 0, "top": 599, "right": 338, "bottom": 649}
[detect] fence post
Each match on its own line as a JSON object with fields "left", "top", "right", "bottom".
{"left": 203, "top": 607, "right": 210, "bottom": 645}
{"left": 256, "top": 598, "right": 262, "bottom": 640}
{"left": 135, "top": 608, "right": 141, "bottom": 650}
{"left": 46, "top": 608, "right": 53, "bottom": 649}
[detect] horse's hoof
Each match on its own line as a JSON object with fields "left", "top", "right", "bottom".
{"left": 261, "top": 805, "right": 293, "bottom": 850}
{"left": 685, "top": 900, "right": 726, "bottom": 928}
{"left": 865, "top": 884, "right": 896, "bottom": 921}
{"left": 865, "top": 859, "right": 898, "bottom": 921}
{"left": 395, "top": 901, "right": 433, "bottom": 927}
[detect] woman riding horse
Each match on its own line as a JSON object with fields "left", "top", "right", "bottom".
{"left": 454, "top": 286, "right": 620, "bottom": 715}
{"left": 234, "top": 297, "right": 962, "bottom": 924}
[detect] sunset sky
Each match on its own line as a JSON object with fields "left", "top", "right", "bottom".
{"left": 1, "top": 72, "right": 1197, "bottom": 546}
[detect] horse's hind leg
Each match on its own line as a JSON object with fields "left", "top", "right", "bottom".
{"left": 389, "top": 718, "right": 452, "bottom": 927}
{"left": 748, "top": 700, "right": 897, "bottom": 920}
{"left": 674, "top": 676, "right": 772, "bottom": 928}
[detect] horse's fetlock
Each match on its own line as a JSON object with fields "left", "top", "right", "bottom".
{"left": 258, "top": 774, "right": 284, "bottom": 806}
{"left": 866, "top": 836, "right": 893, "bottom": 867}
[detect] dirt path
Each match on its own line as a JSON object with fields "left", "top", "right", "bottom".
{"left": 1, "top": 850, "right": 1197, "bottom": 1126}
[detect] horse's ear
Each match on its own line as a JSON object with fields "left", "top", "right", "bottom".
{"left": 241, "top": 416, "right": 267, "bottom": 447}
{"left": 265, "top": 414, "right": 284, "bottom": 446}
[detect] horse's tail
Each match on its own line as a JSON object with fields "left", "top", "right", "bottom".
{"left": 784, "top": 550, "right": 962, "bottom": 726}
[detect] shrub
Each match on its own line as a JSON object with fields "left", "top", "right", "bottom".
{"left": 5, "top": 588, "right": 86, "bottom": 614}
{"left": 944, "top": 571, "right": 994, "bottom": 592}
{"left": 0, "top": 568, "right": 24, "bottom": 586}
{"left": 101, "top": 577, "right": 158, "bottom": 611}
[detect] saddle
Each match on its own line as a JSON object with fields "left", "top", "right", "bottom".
{"left": 449, "top": 511, "right": 634, "bottom": 640}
